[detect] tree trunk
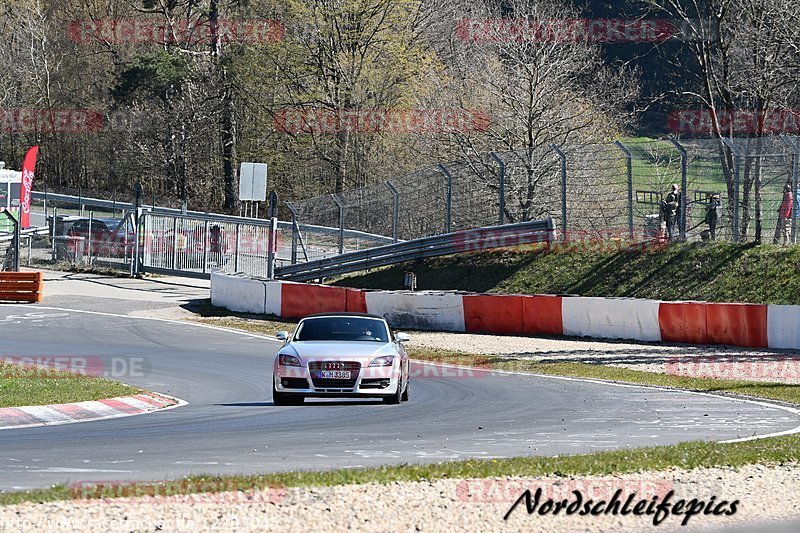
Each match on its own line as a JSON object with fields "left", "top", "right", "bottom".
{"left": 210, "top": 0, "right": 237, "bottom": 211}
{"left": 221, "top": 79, "right": 237, "bottom": 210}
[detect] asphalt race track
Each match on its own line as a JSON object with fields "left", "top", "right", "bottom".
{"left": 1, "top": 305, "right": 799, "bottom": 491}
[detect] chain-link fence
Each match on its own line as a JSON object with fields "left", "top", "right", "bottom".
{"left": 290, "top": 135, "right": 800, "bottom": 247}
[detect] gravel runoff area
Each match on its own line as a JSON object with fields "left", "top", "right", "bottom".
{"left": 408, "top": 331, "right": 800, "bottom": 385}
{"left": 1, "top": 464, "right": 798, "bottom": 532}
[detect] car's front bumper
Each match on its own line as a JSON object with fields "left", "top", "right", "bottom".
{"left": 274, "top": 364, "right": 400, "bottom": 396}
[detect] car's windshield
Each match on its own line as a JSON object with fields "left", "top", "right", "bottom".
{"left": 294, "top": 317, "right": 389, "bottom": 342}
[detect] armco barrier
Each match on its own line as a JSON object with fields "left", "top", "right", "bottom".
{"left": 659, "top": 302, "right": 708, "bottom": 345}
{"left": 211, "top": 273, "right": 785, "bottom": 349}
{"left": 562, "top": 297, "right": 662, "bottom": 342}
{"left": 0, "top": 272, "right": 44, "bottom": 303}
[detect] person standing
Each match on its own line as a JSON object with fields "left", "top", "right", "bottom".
{"left": 663, "top": 184, "right": 680, "bottom": 240}
{"left": 703, "top": 193, "right": 720, "bottom": 241}
{"left": 774, "top": 184, "right": 794, "bottom": 246}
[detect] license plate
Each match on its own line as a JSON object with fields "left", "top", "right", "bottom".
{"left": 317, "top": 370, "right": 351, "bottom": 379}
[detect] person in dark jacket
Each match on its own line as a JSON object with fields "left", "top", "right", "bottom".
{"left": 774, "top": 184, "right": 794, "bottom": 246}
{"left": 703, "top": 194, "right": 721, "bottom": 241}
{"left": 663, "top": 184, "right": 680, "bottom": 240}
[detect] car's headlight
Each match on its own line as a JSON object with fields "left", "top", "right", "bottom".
{"left": 369, "top": 356, "right": 394, "bottom": 367}
{"left": 278, "top": 354, "right": 301, "bottom": 367}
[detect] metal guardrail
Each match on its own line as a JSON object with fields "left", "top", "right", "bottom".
{"left": 275, "top": 219, "right": 556, "bottom": 281}
{"left": 0, "top": 226, "right": 49, "bottom": 243}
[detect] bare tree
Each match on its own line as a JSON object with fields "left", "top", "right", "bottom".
{"left": 426, "top": 0, "right": 639, "bottom": 223}
{"left": 651, "top": 0, "right": 800, "bottom": 241}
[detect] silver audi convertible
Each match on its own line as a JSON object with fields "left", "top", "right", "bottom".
{"left": 272, "top": 313, "right": 410, "bottom": 405}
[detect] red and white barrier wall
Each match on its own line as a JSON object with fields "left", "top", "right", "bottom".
{"left": 211, "top": 272, "right": 793, "bottom": 350}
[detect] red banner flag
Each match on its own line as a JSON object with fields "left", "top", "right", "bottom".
{"left": 19, "top": 146, "right": 38, "bottom": 229}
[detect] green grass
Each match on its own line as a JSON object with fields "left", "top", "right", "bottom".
{"left": 0, "top": 362, "right": 140, "bottom": 408}
{"left": 408, "top": 347, "right": 800, "bottom": 406}
{"left": 4, "top": 434, "right": 799, "bottom": 505}
{"left": 332, "top": 242, "right": 800, "bottom": 305}
{"left": 189, "top": 301, "right": 298, "bottom": 334}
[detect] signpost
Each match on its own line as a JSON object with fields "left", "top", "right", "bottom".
{"left": 267, "top": 191, "right": 278, "bottom": 279}
{"left": 239, "top": 162, "right": 268, "bottom": 218}
{"left": 0, "top": 164, "right": 22, "bottom": 233}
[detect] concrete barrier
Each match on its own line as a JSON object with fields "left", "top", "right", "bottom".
{"left": 210, "top": 272, "right": 266, "bottom": 314}
{"left": 522, "top": 295, "right": 563, "bottom": 335}
{"left": 705, "top": 303, "right": 768, "bottom": 348}
{"left": 463, "top": 294, "right": 523, "bottom": 335}
{"left": 280, "top": 282, "right": 347, "bottom": 319}
{"left": 562, "top": 297, "right": 662, "bottom": 342}
{"left": 365, "top": 290, "right": 466, "bottom": 331}
{"left": 768, "top": 305, "right": 800, "bottom": 350}
{"left": 659, "top": 302, "right": 708, "bottom": 345}
{"left": 264, "top": 281, "right": 283, "bottom": 316}
{"left": 211, "top": 273, "right": 794, "bottom": 349}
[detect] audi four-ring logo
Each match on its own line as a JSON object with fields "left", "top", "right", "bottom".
{"left": 325, "top": 362, "right": 344, "bottom": 370}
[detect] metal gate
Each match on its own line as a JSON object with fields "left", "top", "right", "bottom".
{"left": 139, "top": 213, "right": 291, "bottom": 278}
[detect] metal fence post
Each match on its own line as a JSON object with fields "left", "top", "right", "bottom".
{"left": 171, "top": 217, "right": 179, "bottom": 270}
{"left": 87, "top": 210, "right": 93, "bottom": 263}
{"left": 613, "top": 141, "right": 634, "bottom": 240}
{"left": 132, "top": 212, "right": 141, "bottom": 277}
{"left": 780, "top": 135, "right": 800, "bottom": 244}
{"left": 286, "top": 202, "right": 300, "bottom": 264}
{"left": 79, "top": 187, "right": 84, "bottom": 217}
{"left": 550, "top": 144, "right": 567, "bottom": 241}
{"left": 2, "top": 209, "right": 21, "bottom": 271}
{"left": 51, "top": 206, "right": 57, "bottom": 261}
{"left": 332, "top": 194, "right": 345, "bottom": 254}
{"left": 123, "top": 211, "right": 129, "bottom": 264}
{"left": 669, "top": 138, "right": 689, "bottom": 241}
{"left": 722, "top": 138, "right": 741, "bottom": 242}
{"left": 267, "top": 217, "right": 277, "bottom": 279}
{"left": 386, "top": 181, "right": 400, "bottom": 242}
{"left": 436, "top": 163, "right": 453, "bottom": 233}
{"left": 201, "top": 219, "right": 209, "bottom": 274}
{"left": 490, "top": 152, "right": 506, "bottom": 225}
{"left": 234, "top": 223, "right": 240, "bottom": 272}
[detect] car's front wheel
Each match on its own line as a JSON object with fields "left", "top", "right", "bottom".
{"left": 273, "top": 381, "right": 304, "bottom": 406}
{"left": 383, "top": 377, "right": 403, "bottom": 404}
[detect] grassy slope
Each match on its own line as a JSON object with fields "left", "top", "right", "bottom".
{"left": 0, "top": 363, "right": 140, "bottom": 408}
{"left": 332, "top": 242, "right": 800, "bottom": 305}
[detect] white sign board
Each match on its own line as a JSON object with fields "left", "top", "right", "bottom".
{"left": 0, "top": 169, "right": 21, "bottom": 184}
{"left": 239, "top": 162, "right": 268, "bottom": 202}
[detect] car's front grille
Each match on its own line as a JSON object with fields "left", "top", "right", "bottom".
{"left": 308, "top": 361, "right": 361, "bottom": 389}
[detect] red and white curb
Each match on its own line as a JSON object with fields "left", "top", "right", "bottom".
{"left": 0, "top": 393, "right": 187, "bottom": 430}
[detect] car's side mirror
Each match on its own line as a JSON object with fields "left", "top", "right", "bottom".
{"left": 276, "top": 331, "right": 289, "bottom": 342}
{"left": 396, "top": 332, "right": 410, "bottom": 343}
